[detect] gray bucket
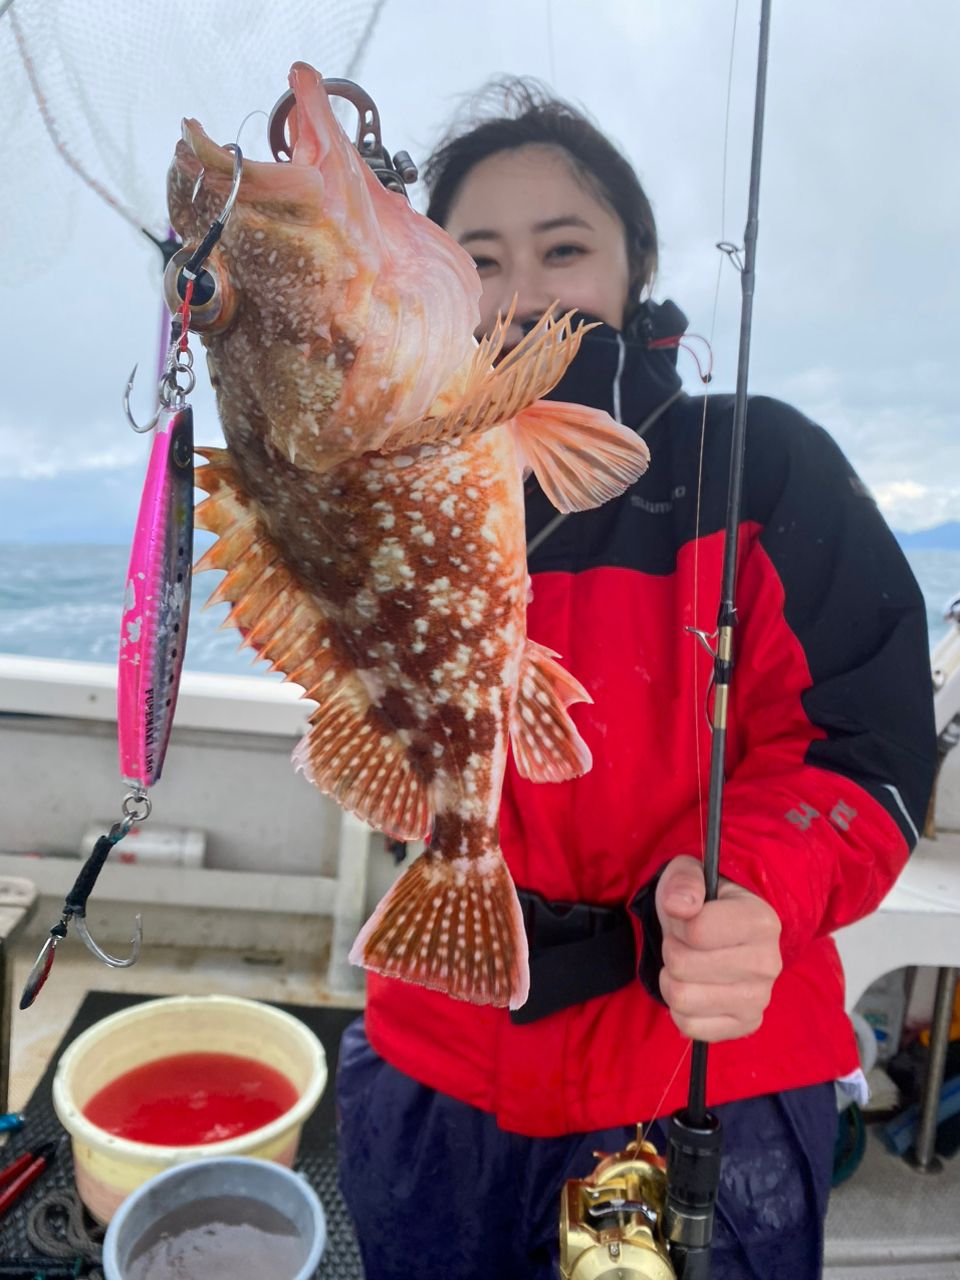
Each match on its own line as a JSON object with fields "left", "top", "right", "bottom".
{"left": 102, "top": 1156, "right": 326, "bottom": 1279}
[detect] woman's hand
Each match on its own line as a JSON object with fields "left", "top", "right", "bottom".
{"left": 654, "top": 855, "right": 783, "bottom": 1042}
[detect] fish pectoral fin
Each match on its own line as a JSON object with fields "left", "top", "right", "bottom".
{"left": 510, "top": 639, "right": 593, "bottom": 783}
{"left": 349, "top": 849, "right": 530, "bottom": 1009}
{"left": 511, "top": 401, "right": 651, "bottom": 514}
{"left": 193, "top": 448, "right": 431, "bottom": 842}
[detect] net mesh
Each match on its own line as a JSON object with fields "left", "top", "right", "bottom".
{"left": 0, "top": 0, "right": 386, "bottom": 281}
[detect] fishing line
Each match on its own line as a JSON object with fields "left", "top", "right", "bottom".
{"left": 648, "top": 1039, "right": 693, "bottom": 1125}
{"left": 546, "top": 0, "right": 558, "bottom": 88}
{"left": 653, "top": 0, "right": 748, "bottom": 1133}
{"left": 235, "top": 107, "right": 271, "bottom": 152}
{"left": 690, "top": 0, "right": 745, "bottom": 860}
{"left": 710, "top": 0, "right": 742, "bottom": 348}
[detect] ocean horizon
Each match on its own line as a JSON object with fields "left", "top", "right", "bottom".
{"left": 1, "top": 540, "right": 957, "bottom": 677}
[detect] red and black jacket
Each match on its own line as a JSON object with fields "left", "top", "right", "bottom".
{"left": 365, "top": 303, "right": 937, "bottom": 1137}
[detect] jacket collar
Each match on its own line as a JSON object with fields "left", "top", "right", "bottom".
{"left": 539, "top": 299, "right": 687, "bottom": 428}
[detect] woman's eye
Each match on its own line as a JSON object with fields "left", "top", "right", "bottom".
{"left": 545, "top": 243, "right": 587, "bottom": 264}
{"left": 472, "top": 255, "right": 499, "bottom": 274}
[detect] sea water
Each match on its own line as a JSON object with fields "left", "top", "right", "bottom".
{"left": 1, "top": 542, "right": 958, "bottom": 673}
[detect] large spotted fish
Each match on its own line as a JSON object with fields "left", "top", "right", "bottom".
{"left": 167, "top": 63, "right": 650, "bottom": 1009}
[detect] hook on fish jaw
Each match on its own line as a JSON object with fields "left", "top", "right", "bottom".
{"left": 268, "top": 79, "right": 418, "bottom": 197}
{"left": 185, "top": 141, "right": 244, "bottom": 271}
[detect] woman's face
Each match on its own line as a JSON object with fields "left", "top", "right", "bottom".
{"left": 444, "top": 144, "right": 632, "bottom": 350}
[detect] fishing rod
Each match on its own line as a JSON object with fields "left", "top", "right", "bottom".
{"left": 559, "top": 2, "right": 774, "bottom": 1276}
{"left": 663, "top": 2, "right": 773, "bottom": 1272}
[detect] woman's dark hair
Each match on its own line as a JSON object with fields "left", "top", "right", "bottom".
{"left": 423, "top": 78, "right": 658, "bottom": 304}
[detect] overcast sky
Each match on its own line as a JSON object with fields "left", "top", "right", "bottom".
{"left": 0, "top": 0, "right": 956, "bottom": 540}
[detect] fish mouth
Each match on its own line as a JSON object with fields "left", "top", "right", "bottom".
{"left": 173, "top": 63, "right": 374, "bottom": 234}
{"left": 180, "top": 64, "right": 360, "bottom": 177}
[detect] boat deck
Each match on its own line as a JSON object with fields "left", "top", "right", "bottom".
{"left": 6, "top": 939, "right": 959, "bottom": 1278}
{"left": 825, "top": 1130, "right": 960, "bottom": 1277}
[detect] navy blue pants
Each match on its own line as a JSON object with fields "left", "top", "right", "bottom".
{"left": 336, "top": 1018, "right": 836, "bottom": 1280}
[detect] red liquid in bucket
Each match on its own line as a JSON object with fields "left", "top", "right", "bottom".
{"left": 83, "top": 1053, "right": 299, "bottom": 1145}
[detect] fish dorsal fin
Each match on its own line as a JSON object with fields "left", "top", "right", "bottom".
{"left": 511, "top": 401, "right": 651, "bottom": 514}
{"left": 194, "top": 448, "right": 430, "bottom": 840}
{"left": 387, "top": 306, "right": 591, "bottom": 451}
{"left": 510, "top": 639, "right": 593, "bottom": 782}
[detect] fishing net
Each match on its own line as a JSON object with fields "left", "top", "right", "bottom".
{"left": 0, "top": 0, "right": 387, "bottom": 283}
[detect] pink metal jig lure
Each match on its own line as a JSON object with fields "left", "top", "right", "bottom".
{"left": 21, "top": 146, "right": 244, "bottom": 1009}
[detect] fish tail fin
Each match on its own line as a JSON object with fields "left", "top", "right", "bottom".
{"left": 350, "top": 849, "right": 529, "bottom": 1009}
{"left": 512, "top": 400, "right": 651, "bottom": 513}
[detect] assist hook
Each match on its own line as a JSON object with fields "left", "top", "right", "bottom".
{"left": 20, "top": 794, "right": 149, "bottom": 1009}
{"left": 123, "top": 143, "right": 244, "bottom": 433}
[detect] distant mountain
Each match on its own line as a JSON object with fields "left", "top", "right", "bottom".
{"left": 894, "top": 522, "right": 960, "bottom": 551}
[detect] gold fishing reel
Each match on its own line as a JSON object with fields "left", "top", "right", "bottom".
{"left": 559, "top": 1128, "right": 676, "bottom": 1280}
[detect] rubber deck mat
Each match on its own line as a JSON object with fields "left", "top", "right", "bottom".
{"left": 0, "top": 991, "right": 365, "bottom": 1277}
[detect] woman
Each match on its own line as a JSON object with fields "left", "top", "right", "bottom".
{"left": 336, "top": 80, "right": 935, "bottom": 1280}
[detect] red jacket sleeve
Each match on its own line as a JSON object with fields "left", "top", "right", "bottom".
{"left": 632, "top": 399, "right": 936, "bottom": 969}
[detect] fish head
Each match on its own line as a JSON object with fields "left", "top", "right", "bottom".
{"left": 167, "top": 62, "right": 481, "bottom": 468}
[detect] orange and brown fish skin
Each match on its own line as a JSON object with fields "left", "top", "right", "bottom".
{"left": 169, "top": 62, "right": 650, "bottom": 1009}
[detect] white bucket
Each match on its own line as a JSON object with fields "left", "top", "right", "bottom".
{"left": 52, "top": 995, "right": 327, "bottom": 1223}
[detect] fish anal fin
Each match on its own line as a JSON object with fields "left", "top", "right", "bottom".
{"left": 193, "top": 449, "right": 430, "bottom": 841}
{"left": 294, "top": 700, "right": 430, "bottom": 841}
{"left": 350, "top": 850, "right": 530, "bottom": 1009}
{"left": 512, "top": 400, "right": 651, "bottom": 514}
{"left": 510, "top": 638, "right": 593, "bottom": 782}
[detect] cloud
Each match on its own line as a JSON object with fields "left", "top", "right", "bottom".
{"left": 871, "top": 481, "right": 960, "bottom": 533}
{"left": 0, "top": 0, "right": 956, "bottom": 540}
{"left": 0, "top": 431, "right": 143, "bottom": 481}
